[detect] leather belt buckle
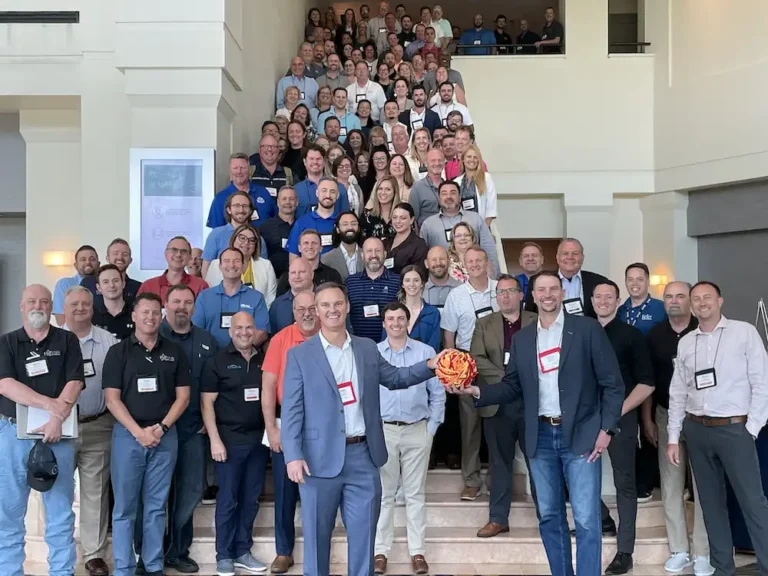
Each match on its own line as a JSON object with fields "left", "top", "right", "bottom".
{"left": 539, "top": 415, "right": 562, "bottom": 426}
{"left": 345, "top": 435, "right": 367, "bottom": 445}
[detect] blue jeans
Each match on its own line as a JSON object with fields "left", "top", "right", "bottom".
{"left": 214, "top": 442, "right": 269, "bottom": 561}
{"left": 529, "top": 421, "right": 602, "bottom": 576}
{"left": 272, "top": 450, "right": 300, "bottom": 556}
{"left": 0, "top": 419, "right": 76, "bottom": 576}
{"left": 111, "top": 423, "right": 178, "bottom": 576}
{"left": 166, "top": 433, "right": 205, "bottom": 562}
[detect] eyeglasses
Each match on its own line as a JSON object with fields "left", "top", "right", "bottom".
{"left": 236, "top": 234, "right": 258, "bottom": 245}
{"left": 452, "top": 233, "right": 472, "bottom": 240}
{"left": 260, "top": 144, "right": 278, "bottom": 150}
{"left": 294, "top": 306, "right": 317, "bottom": 315}
{"left": 496, "top": 288, "right": 522, "bottom": 296}
{"left": 166, "top": 247, "right": 190, "bottom": 256}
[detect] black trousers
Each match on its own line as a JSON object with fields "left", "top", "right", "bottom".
{"left": 601, "top": 411, "right": 639, "bottom": 554}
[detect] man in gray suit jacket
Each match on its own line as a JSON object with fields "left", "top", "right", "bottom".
{"left": 320, "top": 211, "right": 364, "bottom": 281}
{"left": 451, "top": 271, "right": 624, "bottom": 576}
{"left": 281, "top": 282, "right": 448, "bottom": 576}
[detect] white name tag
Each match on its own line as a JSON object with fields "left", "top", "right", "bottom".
{"left": 356, "top": 93, "right": 366, "bottom": 103}
{"left": 220, "top": 313, "right": 234, "bottom": 329}
{"left": 321, "top": 234, "right": 333, "bottom": 247}
{"left": 281, "top": 238, "right": 288, "bottom": 248}
{"left": 462, "top": 198, "right": 476, "bottom": 211}
{"left": 364, "top": 304, "right": 380, "bottom": 318}
{"left": 340, "top": 127, "right": 348, "bottom": 137}
{"left": 338, "top": 381, "right": 357, "bottom": 405}
{"left": 444, "top": 229, "right": 452, "bottom": 242}
{"left": 539, "top": 348, "right": 561, "bottom": 373}
{"left": 244, "top": 388, "right": 260, "bottom": 402}
{"left": 26, "top": 359, "right": 49, "bottom": 378}
{"left": 137, "top": 377, "right": 158, "bottom": 393}
{"left": 379, "top": 27, "right": 386, "bottom": 34}
{"left": 300, "top": 91, "right": 306, "bottom": 100}
{"left": 251, "top": 211, "right": 260, "bottom": 221}
{"left": 473, "top": 39, "right": 481, "bottom": 45}
{"left": 83, "top": 359, "right": 96, "bottom": 378}
{"left": 266, "top": 187, "right": 277, "bottom": 197}
{"left": 475, "top": 307, "right": 493, "bottom": 319}
{"left": 412, "top": 119, "right": 424, "bottom": 130}
{"left": 504, "top": 351, "right": 510, "bottom": 366}
{"left": 695, "top": 369, "right": 717, "bottom": 390}
{"left": 563, "top": 298, "right": 584, "bottom": 315}
{"left": 384, "top": 258, "right": 394, "bottom": 269}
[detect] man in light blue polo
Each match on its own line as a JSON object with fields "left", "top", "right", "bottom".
{"left": 53, "top": 245, "right": 99, "bottom": 325}
{"left": 317, "top": 88, "right": 362, "bottom": 144}
{"left": 618, "top": 262, "right": 666, "bottom": 336}
{"left": 293, "top": 145, "right": 350, "bottom": 218}
{"left": 192, "top": 248, "right": 270, "bottom": 348}
{"left": 207, "top": 153, "right": 276, "bottom": 230}
{"left": 276, "top": 57, "right": 320, "bottom": 109}
{"left": 286, "top": 178, "right": 343, "bottom": 259}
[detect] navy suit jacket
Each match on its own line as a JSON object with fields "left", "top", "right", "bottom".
{"left": 476, "top": 313, "right": 624, "bottom": 457}
{"left": 282, "top": 333, "right": 434, "bottom": 478}
{"left": 398, "top": 108, "right": 442, "bottom": 137}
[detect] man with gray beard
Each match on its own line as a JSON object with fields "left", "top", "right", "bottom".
{"left": 0, "top": 284, "right": 85, "bottom": 576}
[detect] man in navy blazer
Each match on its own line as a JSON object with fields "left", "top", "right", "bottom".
{"left": 397, "top": 85, "right": 442, "bottom": 136}
{"left": 451, "top": 271, "right": 624, "bottom": 576}
{"left": 281, "top": 282, "right": 448, "bottom": 576}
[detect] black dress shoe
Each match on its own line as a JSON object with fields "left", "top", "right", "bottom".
{"left": 569, "top": 519, "right": 617, "bottom": 537}
{"left": 605, "top": 552, "right": 633, "bottom": 574}
{"left": 166, "top": 555, "right": 200, "bottom": 573}
{"left": 135, "top": 559, "right": 146, "bottom": 576}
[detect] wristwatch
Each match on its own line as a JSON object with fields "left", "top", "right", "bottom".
{"left": 603, "top": 427, "right": 618, "bottom": 437}
{"left": 159, "top": 423, "right": 169, "bottom": 434}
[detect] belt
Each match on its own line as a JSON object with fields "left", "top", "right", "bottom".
{"left": 384, "top": 419, "right": 425, "bottom": 427}
{"left": 0, "top": 414, "right": 16, "bottom": 425}
{"left": 686, "top": 414, "right": 747, "bottom": 427}
{"left": 346, "top": 435, "right": 367, "bottom": 445}
{"left": 79, "top": 410, "right": 109, "bottom": 425}
{"left": 539, "top": 415, "right": 562, "bottom": 426}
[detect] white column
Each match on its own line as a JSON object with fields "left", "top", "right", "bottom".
{"left": 564, "top": 191, "right": 614, "bottom": 277}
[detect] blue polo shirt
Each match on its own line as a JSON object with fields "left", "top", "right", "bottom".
{"left": 345, "top": 269, "right": 401, "bottom": 342}
{"left": 316, "top": 110, "right": 362, "bottom": 143}
{"left": 618, "top": 296, "right": 667, "bottom": 336}
{"left": 191, "top": 281, "right": 271, "bottom": 347}
{"left": 285, "top": 210, "right": 337, "bottom": 256}
{"left": 294, "top": 178, "right": 349, "bottom": 218}
{"left": 53, "top": 273, "right": 83, "bottom": 315}
{"left": 269, "top": 290, "right": 295, "bottom": 334}
{"left": 459, "top": 28, "right": 497, "bottom": 55}
{"left": 201, "top": 222, "right": 268, "bottom": 262}
{"left": 206, "top": 182, "right": 277, "bottom": 229}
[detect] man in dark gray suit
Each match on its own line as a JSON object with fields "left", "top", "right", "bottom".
{"left": 451, "top": 270, "right": 624, "bottom": 576}
{"left": 320, "top": 211, "right": 364, "bottom": 282}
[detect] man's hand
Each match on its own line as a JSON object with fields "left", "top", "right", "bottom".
{"left": 587, "top": 430, "right": 612, "bottom": 463}
{"left": 534, "top": 41, "right": 542, "bottom": 48}
{"left": 642, "top": 418, "right": 658, "bottom": 447}
{"left": 287, "top": 459, "right": 311, "bottom": 484}
{"left": 135, "top": 427, "right": 160, "bottom": 448}
{"left": 211, "top": 439, "right": 227, "bottom": 462}
{"left": 445, "top": 384, "right": 480, "bottom": 397}
{"left": 666, "top": 443, "right": 680, "bottom": 466}
{"left": 32, "top": 417, "right": 63, "bottom": 444}
{"left": 47, "top": 397, "right": 72, "bottom": 421}
{"left": 427, "top": 348, "right": 451, "bottom": 371}
{"left": 266, "top": 425, "right": 282, "bottom": 453}
{"left": 151, "top": 424, "right": 164, "bottom": 440}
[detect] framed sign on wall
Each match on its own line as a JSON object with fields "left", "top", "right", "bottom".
{"left": 129, "top": 148, "right": 215, "bottom": 281}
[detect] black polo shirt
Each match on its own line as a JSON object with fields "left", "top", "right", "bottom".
{"left": 201, "top": 344, "right": 266, "bottom": 446}
{"left": 602, "top": 317, "right": 654, "bottom": 400}
{"left": 647, "top": 316, "right": 698, "bottom": 410}
{"left": 259, "top": 216, "right": 295, "bottom": 278}
{"left": 92, "top": 299, "right": 135, "bottom": 341}
{"left": 102, "top": 334, "right": 190, "bottom": 427}
{"left": 276, "top": 262, "right": 343, "bottom": 296}
{"left": 383, "top": 231, "right": 429, "bottom": 276}
{"left": 541, "top": 20, "right": 565, "bottom": 53}
{"left": 249, "top": 156, "right": 291, "bottom": 198}
{"left": 494, "top": 30, "right": 513, "bottom": 54}
{"left": 81, "top": 274, "right": 141, "bottom": 304}
{"left": 0, "top": 326, "right": 84, "bottom": 418}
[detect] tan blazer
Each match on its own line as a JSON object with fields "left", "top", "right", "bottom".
{"left": 470, "top": 310, "right": 537, "bottom": 418}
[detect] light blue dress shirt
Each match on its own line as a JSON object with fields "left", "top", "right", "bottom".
{"left": 276, "top": 75, "right": 320, "bottom": 109}
{"left": 53, "top": 273, "right": 83, "bottom": 315}
{"left": 377, "top": 337, "right": 445, "bottom": 436}
{"left": 559, "top": 270, "right": 583, "bottom": 302}
{"left": 62, "top": 324, "right": 118, "bottom": 418}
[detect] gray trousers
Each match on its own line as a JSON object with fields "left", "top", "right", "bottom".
{"left": 460, "top": 394, "right": 483, "bottom": 488}
{"left": 684, "top": 418, "right": 768, "bottom": 575}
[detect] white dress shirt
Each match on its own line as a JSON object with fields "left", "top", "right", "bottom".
{"left": 667, "top": 315, "right": 768, "bottom": 442}
{"left": 537, "top": 309, "right": 565, "bottom": 417}
{"left": 319, "top": 330, "right": 366, "bottom": 436}
{"left": 342, "top": 244, "right": 360, "bottom": 276}
{"left": 440, "top": 279, "right": 499, "bottom": 350}
{"left": 430, "top": 101, "right": 472, "bottom": 126}
{"left": 347, "top": 81, "right": 387, "bottom": 121}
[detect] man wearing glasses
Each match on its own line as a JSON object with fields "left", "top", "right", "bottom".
{"left": 137, "top": 236, "right": 209, "bottom": 305}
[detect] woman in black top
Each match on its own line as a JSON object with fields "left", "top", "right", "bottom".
{"left": 375, "top": 62, "right": 396, "bottom": 100}
{"left": 305, "top": 8, "right": 321, "bottom": 41}
{"left": 343, "top": 129, "right": 368, "bottom": 160}
{"left": 280, "top": 121, "right": 307, "bottom": 181}
{"left": 362, "top": 145, "right": 390, "bottom": 205}
{"left": 356, "top": 99, "right": 376, "bottom": 139}
{"left": 291, "top": 105, "right": 317, "bottom": 143}
{"left": 383, "top": 203, "right": 428, "bottom": 275}
{"left": 362, "top": 175, "right": 399, "bottom": 242}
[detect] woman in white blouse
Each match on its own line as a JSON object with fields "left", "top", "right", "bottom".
{"left": 454, "top": 144, "right": 497, "bottom": 226}
{"left": 205, "top": 224, "right": 277, "bottom": 307}
{"left": 405, "top": 127, "right": 432, "bottom": 182}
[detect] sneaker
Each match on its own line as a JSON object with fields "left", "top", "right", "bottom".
{"left": 637, "top": 490, "right": 654, "bottom": 503}
{"left": 234, "top": 552, "right": 267, "bottom": 573}
{"left": 216, "top": 559, "right": 235, "bottom": 576}
{"left": 694, "top": 556, "right": 715, "bottom": 576}
{"left": 202, "top": 485, "right": 219, "bottom": 505}
{"left": 664, "top": 552, "right": 693, "bottom": 573}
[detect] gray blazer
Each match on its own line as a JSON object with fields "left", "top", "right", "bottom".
{"left": 321, "top": 246, "right": 364, "bottom": 282}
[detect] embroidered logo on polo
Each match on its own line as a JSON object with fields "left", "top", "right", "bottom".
{"left": 227, "top": 364, "right": 242, "bottom": 370}
{"left": 44, "top": 350, "right": 61, "bottom": 357}
{"left": 202, "top": 344, "right": 210, "bottom": 351}
{"left": 159, "top": 354, "right": 175, "bottom": 362}
{"left": 240, "top": 304, "right": 253, "bottom": 309}
{"left": 26, "top": 351, "right": 41, "bottom": 361}
{"left": 256, "top": 197, "right": 265, "bottom": 204}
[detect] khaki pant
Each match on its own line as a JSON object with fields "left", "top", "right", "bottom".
{"left": 657, "top": 406, "right": 709, "bottom": 556}
{"left": 375, "top": 421, "right": 432, "bottom": 556}
{"left": 74, "top": 413, "right": 114, "bottom": 562}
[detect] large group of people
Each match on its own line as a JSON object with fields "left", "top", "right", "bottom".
{"left": 2, "top": 4, "right": 768, "bottom": 576}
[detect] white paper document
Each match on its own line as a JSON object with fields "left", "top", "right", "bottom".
{"left": 261, "top": 417, "right": 281, "bottom": 448}
{"left": 26, "top": 406, "right": 77, "bottom": 437}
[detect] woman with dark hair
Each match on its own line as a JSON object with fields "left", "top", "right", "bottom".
{"left": 356, "top": 99, "right": 376, "bottom": 139}
{"left": 363, "top": 42, "right": 378, "bottom": 75}
{"left": 392, "top": 264, "right": 441, "bottom": 350}
{"left": 355, "top": 21, "right": 369, "bottom": 48}
{"left": 332, "top": 155, "right": 364, "bottom": 216}
{"left": 389, "top": 154, "right": 414, "bottom": 204}
{"left": 354, "top": 152, "right": 370, "bottom": 184}
{"left": 383, "top": 202, "right": 428, "bottom": 276}
{"left": 335, "top": 8, "right": 356, "bottom": 50}
{"left": 362, "top": 145, "right": 390, "bottom": 205}
{"left": 393, "top": 78, "right": 413, "bottom": 112}
{"left": 280, "top": 121, "right": 308, "bottom": 181}
{"left": 324, "top": 8, "right": 337, "bottom": 35}
{"left": 305, "top": 8, "right": 322, "bottom": 40}
{"left": 362, "top": 175, "right": 399, "bottom": 241}
{"left": 342, "top": 128, "right": 367, "bottom": 160}
{"left": 375, "top": 62, "right": 395, "bottom": 99}
{"left": 291, "top": 104, "right": 317, "bottom": 143}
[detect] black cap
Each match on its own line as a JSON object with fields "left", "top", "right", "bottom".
{"left": 27, "top": 440, "right": 58, "bottom": 492}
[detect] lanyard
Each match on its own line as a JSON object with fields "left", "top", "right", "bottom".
{"left": 694, "top": 329, "right": 724, "bottom": 373}
{"left": 220, "top": 289, "right": 243, "bottom": 314}
{"left": 83, "top": 338, "right": 95, "bottom": 362}
{"left": 536, "top": 325, "right": 563, "bottom": 356}
{"left": 469, "top": 286, "right": 493, "bottom": 313}
{"left": 625, "top": 296, "right": 651, "bottom": 326}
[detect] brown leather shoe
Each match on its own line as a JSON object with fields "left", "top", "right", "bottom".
{"left": 477, "top": 521, "right": 511, "bottom": 538}
{"left": 85, "top": 558, "right": 109, "bottom": 576}
{"left": 412, "top": 554, "right": 429, "bottom": 574}
{"left": 460, "top": 485, "right": 480, "bottom": 500}
{"left": 270, "top": 555, "right": 294, "bottom": 574}
{"left": 374, "top": 554, "right": 388, "bottom": 574}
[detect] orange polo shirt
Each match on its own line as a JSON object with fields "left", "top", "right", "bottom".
{"left": 263, "top": 323, "right": 311, "bottom": 403}
{"left": 136, "top": 270, "right": 209, "bottom": 305}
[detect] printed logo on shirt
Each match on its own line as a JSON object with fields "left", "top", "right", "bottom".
{"left": 256, "top": 197, "right": 265, "bottom": 204}
{"left": 227, "top": 364, "right": 242, "bottom": 370}
{"left": 44, "top": 350, "right": 61, "bottom": 357}
{"left": 159, "top": 354, "right": 176, "bottom": 362}
{"left": 202, "top": 344, "right": 210, "bottom": 351}
{"left": 240, "top": 304, "right": 253, "bottom": 309}
{"left": 641, "top": 314, "right": 653, "bottom": 321}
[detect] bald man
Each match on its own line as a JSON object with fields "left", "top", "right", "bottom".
{"left": 0, "top": 284, "right": 85, "bottom": 575}
{"left": 270, "top": 258, "right": 316, "bottom": 333}
{"left": 423, "top": 246, "right": 462, "bottom": 311}
{"left": 276, "top": 56, "right": 320, "bottom": 109}
{"left": 201, "top": 312, "right": 270, "bottom": 574}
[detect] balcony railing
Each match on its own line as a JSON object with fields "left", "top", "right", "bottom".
{"left": 0, "top": 11, "right": 79, "bottom": 24}
{"left": 453, "top": 42, "right": 651, "bottom": 55}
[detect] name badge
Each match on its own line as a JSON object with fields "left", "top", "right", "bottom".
{"left": 161, "top": 308, "right": 167, "bottom": 320}
{"left": 356, "top": 93, "right": 366, "bottom": 103}
{"left": 83, "top": 359, "right": 96, "bottom": 378}
{"left": 338, "top": 380, "right": 357, "bottom": 406}
{"left": 442, "top": 117, "right": 449, "bottom": 126}
{"left": 694, "top": 368, "right": 717, "bottom": 390}
{"left": 462, "top": 198, "right": 477, "bottom": 211}
{"left": 300, "top": 91, "right": 306, "bottom": 100}
{"left": 475, "top": 306, "right": 493, "bottom": 319}
{"left": 383, "top": 257, "right": 394, "bottom": 269}
{"left": 473, "top": 39, "right": 481, "bottom": 45}
{"left": 444, "top": 229, "right": 452, "bottom": 242}
{"left": 251, "top": 211, "right": 260, "bottom": 221}
{"left": 563, "top": 298, "right": 584, "bottom": 316}
{"left": 220, "top": 312, "right": 235, "bottom": 329}
{"left": 26, "top": 359, "right": 49, "bottom": 378}
{"left": 340, "top": 127, "right": 348, "bottom": 137}
{"left": 266, "top": 187, "right": 277, "bottom": 197}
{"left": 538, "top": 347, "right": 561, "bottom": 373}
{"left": 379, "top": 27, "right": 386, "bottom": 34}
{"left": 281, "top": 238, "right": 288, "bottom": 248}
{"left": 244, "top": 388, "right": 260, "bottom": 402}
{"left": 418, "top": 165, "right": 428, "bottom": 173}
{"left": 504, "top": 351, "right": 510, "bottom": 366}
{"left": 412, "top": 119, "right": 423, "bottom": 130}
{"left": 137, "top": 377, "right": 158, "bottom": 393}
{"left": 363, "top": 304, "right": 380, "bottom": 318}
{"left": 321, "top": 234, "right": 333, "bottom": 247}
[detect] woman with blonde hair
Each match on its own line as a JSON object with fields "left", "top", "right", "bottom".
{"left": 332, "top": 155, "right": 364, "bottom": 216}
{"left": 455, "top": 144, "right": 498, "bottom": 226}
{"left": 362, "top": 175, "right": 399, "bottom": 241}
{"left": 388, "top": 154, "right": 414, "bottom": 204}
{"left": 397, "top": 61, "right": 415, "bottom": 88}
{"left": 406, "top": 127, "right": 432, "bottom": 182}
{"left": 367, "top": 126, "right": 388, "bottom": 153}
{"left": 276, "top": 85, "right": 301, "bottom": 118}
{"left": 446, "top": 222, "right": 477, "bottom": 282}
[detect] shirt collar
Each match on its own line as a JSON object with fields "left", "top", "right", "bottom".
{"left": 694, "top": 314, "right": 729, "bottom": 335}
{"left": 318, "top": 329, "right": 352, "bottom": 350}
{"left": 559, "top": 269, "right": 582, "bottom": 284}
{"left": 215, "top": 280, "right": 246, "bottom": 295}
{"left": 160, "top": 270, "right": 190, "bottom": 287}
{"left": 73, "top": 272, "right": 84, "bottom": 284}
{"left": 538, "top": 308, "right": 565, "bottom": 331}
{"left": 381, "top": 337, "right": 413, "bottom": 353}
{"left": 61, "top": 324, "right": 97, "bottom": 344}
{"left": 466, "top": 278, "right": 494, "bottom": 295}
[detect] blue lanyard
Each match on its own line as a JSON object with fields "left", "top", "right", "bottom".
{"left": 625, "top": 296, "right": 651, "bottom": 326}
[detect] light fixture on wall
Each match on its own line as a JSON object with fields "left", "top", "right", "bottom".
{"left": 649, "top": 274, "right": 668, "bottom": 286}
{"left": 42, "top": 251, "right": 72, "bottom": 267}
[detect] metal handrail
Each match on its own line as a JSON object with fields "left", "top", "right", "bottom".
{"left": 453, "top": 41, "right": 652, "bottom": 54}
{"left": 0, "top": 11, "right": 80, "bottom": 24}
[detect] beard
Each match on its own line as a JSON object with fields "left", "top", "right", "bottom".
{"left": 341, "top": 230, "right": 361, "bottom": 245}
{"left": 28, "top": 310, "right": 49, "bottom": 330}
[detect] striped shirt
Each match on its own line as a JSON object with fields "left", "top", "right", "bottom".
{"left": 345, "top": 269, "right": 400, "bottom": 342}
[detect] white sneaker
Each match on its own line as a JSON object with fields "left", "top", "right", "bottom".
{"left": 693, "top": 556, "right": 715, "bottom": 576}
{"left": 665, "top": 552, "right": 693, "bottom": 573}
